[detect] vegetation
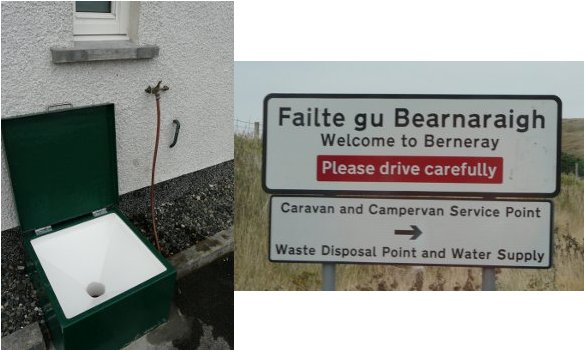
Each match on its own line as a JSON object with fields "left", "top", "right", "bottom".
{"left": 559, "top": 119, "right": 583, "bottom": 176}
{"left": 561, "top": 118, "right": 583, "bottom": 159}
{"left": 561, "top": 152, "right": 583, "bottom": 176}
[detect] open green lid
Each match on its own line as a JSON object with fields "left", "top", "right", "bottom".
{"left": 2, "top": 104, "right": 118, "bottom": 232}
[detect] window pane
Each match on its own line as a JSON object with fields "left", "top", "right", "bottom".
{"left": 76, "top": 1, "right": 112, "bottom": 13}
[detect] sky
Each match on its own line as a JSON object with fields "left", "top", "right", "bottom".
{"left": 235, "top": 61, "right": 584, "bottom": 128}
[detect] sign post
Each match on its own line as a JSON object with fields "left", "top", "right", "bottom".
{"left": 322, "top": 263, "right": 336, "bottom": 291}
{"left": 482, "top": 267, "right": 496, "bottom": 291}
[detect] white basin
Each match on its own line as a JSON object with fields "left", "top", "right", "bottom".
{"left": 30, "top": 213, "right": 166, "bottom": 319}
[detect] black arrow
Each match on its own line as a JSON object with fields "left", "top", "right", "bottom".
{"left": 394, "top": 225, "right": 422, "bottom": 240}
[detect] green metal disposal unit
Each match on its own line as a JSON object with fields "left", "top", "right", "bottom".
{"left": 2, "top": 104, "right": 176, "bottom": 349}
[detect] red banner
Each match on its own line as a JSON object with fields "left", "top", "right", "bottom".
{"left": 317, "top": 155, "right": 503, "bottom": 183}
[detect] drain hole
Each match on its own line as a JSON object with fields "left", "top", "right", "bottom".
{"left": 86, "top": 282, "right": 105, "bottom": 298}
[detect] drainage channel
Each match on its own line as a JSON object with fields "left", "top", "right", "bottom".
{"left": 86, "top": 282, "right": 106, "bottom": 298}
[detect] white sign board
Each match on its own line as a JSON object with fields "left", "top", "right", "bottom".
{"left": 270, "top": 197, "right": 552, "bottom": 268}
{"left": 263, "top": 94, "right": 561, "bottom": 196}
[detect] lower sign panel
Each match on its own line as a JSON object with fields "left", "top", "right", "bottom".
{"left": 269, "top": 196, "right": 552, "bottom": 268}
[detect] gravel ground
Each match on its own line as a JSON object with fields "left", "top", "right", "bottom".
{"left": 0, "top": 230, "right": 45, "bottom": 338}
{"left": 129, "top": 174, "right": 234, "bottom": 258}
{"left": 1, "top": 167, "right": 233, "bottom": 338}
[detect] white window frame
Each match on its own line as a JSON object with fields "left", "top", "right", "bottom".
{"left": 73, "top": 1, "right": 130, "bottom": 41}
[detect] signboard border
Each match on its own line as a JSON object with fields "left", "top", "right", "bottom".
{"left": 268, "top": 195, "right": 554, "bottom": 269}
{"left": 262, "top": 93, "right": 562, "bottom": 198}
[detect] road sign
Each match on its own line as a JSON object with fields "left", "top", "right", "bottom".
{"left": 269, "top": 196, "right": 552, "bottom": 268}
{"left": 263, "top": 94, "right": 561, "bottom": 197}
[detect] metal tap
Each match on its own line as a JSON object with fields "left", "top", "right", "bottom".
{"left": 145, "top": 81, "right": 169, "bottom": 97}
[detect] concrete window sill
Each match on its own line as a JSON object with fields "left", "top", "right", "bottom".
{"left": 51, "top": 41, "right": 159, "bottom": 64}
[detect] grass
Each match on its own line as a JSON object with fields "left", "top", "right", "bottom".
{"left": 235, "top": 135, "right": 584, "bottom": 291}
{"left": 562, "top": 118, "right": 583, "bottom": 159}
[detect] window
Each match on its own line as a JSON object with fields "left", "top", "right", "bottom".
{"left": 73, "top": 1, "right": 130, "bottom": 40}
{"left": 53, "top": 1, "right": 157, "bottom": 63}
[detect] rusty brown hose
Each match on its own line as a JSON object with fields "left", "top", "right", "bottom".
{"left": 146, "top": 81, "right": 168, "bottom": 252}
{"left": 150, "top": 95, "right": 162, "bottom": 252}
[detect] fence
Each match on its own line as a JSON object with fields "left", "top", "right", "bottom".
{"left": 234, "top": 119, "right": 263, "bottom": 138}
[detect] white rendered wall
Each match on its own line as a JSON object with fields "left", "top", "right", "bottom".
{"left": 1, "top": 2, "right": 234, "bottom": 230}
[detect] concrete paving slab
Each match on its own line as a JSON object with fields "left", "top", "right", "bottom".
{"left": 1, "top": 322, "right": 45, "bottom": 350}
{"left": 121, "top": 304, "right": 188, "bottom": 350}
{"left": 170, "top": 227, "right": 233, "bottom": 280}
